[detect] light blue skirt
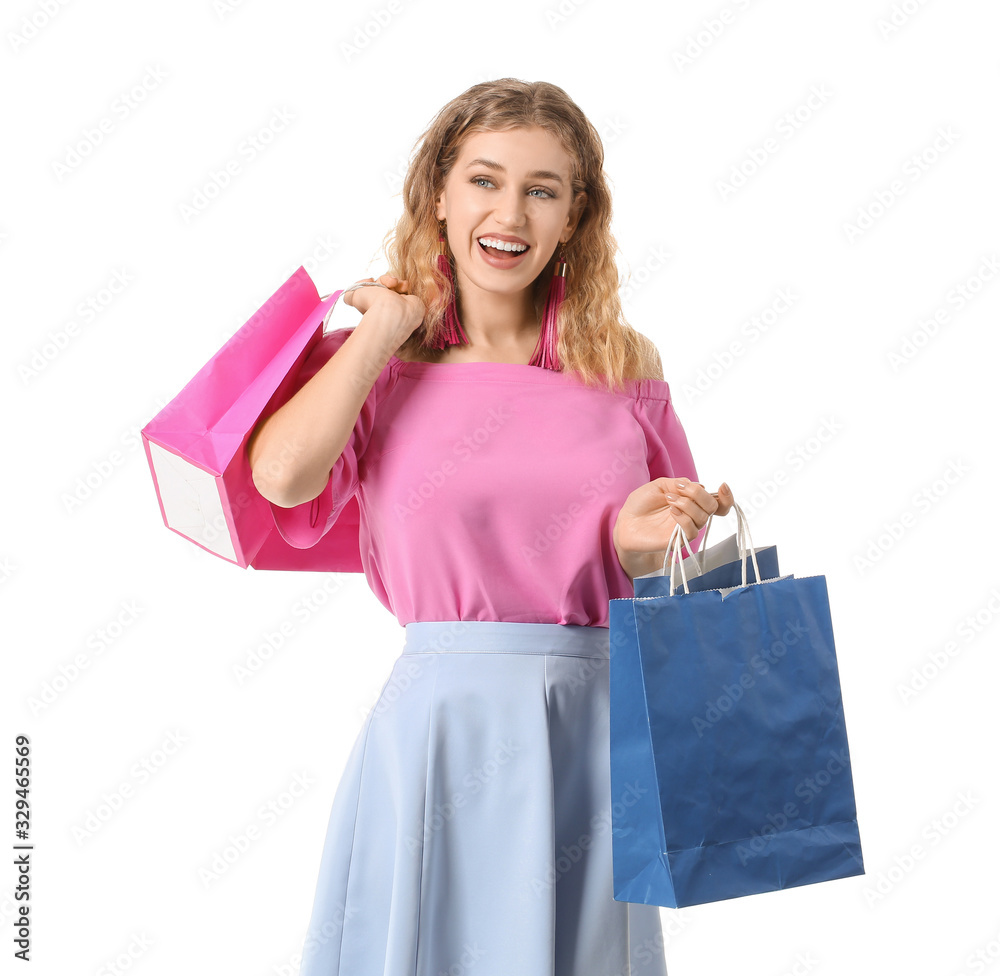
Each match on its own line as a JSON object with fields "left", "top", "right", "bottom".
{"left": 298, "top": 620, "right": 668, "bottom": 976}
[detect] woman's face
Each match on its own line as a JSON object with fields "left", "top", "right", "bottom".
{"left": 435, "top": 126, "right": 585, "bottom": 299}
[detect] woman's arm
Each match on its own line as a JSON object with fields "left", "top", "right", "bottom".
{"left": 248, "top": 304, "right": 409, "bottom": 509}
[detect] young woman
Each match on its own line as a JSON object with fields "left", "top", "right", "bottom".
{"left": 249, "top": 78, "right": 732, "bottom": 976}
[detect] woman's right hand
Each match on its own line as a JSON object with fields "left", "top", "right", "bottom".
{"left": 343, "top": 274, "right": 425, "bottom": 341}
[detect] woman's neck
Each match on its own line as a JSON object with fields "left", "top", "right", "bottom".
{"left": 452, "top": 270, "right": 542, "bottom": 346}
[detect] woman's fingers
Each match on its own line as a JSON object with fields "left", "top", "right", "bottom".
{"left": 665, "top": 481, "right": 714, "bottom": 536}
{"left": 673, "top": 479, "right": 736, "bottom": 519}
{"left": 714, "top": 482, "right": 734, "bottom": 516}
{"left": 670, "top": 479, "right": 733, "bottom": 531}
{"left": 673, "top": 481, "right": 714, "bottom": 516}
{"left": 377, "top": 274, "right": 410, "bottom": 294}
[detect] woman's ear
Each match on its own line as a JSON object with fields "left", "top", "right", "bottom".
{"left": 565, "top": 190, "right": 587, "bottom": 239}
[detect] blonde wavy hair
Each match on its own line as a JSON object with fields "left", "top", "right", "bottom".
{"left": 378, "top": 78, "right": 663, "bottom": 394}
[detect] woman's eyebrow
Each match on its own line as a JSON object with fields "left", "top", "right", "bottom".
{"left": 464, "top": 157, "right": 565, "bottom": 185}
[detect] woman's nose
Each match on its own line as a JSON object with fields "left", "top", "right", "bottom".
{"left": 493, "top": 194, "right": 525, "bottom": 227}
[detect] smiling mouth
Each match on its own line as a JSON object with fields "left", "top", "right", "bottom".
{"left": 478, "top": 238, "right": 530, "bottom": 255}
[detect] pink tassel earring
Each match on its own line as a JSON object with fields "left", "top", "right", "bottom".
{"left": 432, "top": 224, "right": 470, "bottom": 350}
{"left": 529, "top": 246, "right": 567, "bottom": 371}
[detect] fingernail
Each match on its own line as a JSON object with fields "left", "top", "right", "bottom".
{"left": 721, "top": 482, "right": 730, "bottom": 493}
{"left": 665, "top": 493, "right": 676, "bottom": 500}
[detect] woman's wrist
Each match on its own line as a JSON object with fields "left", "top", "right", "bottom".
{"left": 353, "top": 304, "right": 413, "bottom": 355}
{"left": 612, "top": 523, "right": 666, "bottom": 581}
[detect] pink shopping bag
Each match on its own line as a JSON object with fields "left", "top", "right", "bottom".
{"left": 141, "top": 265, "right": 363, "bottom": 572}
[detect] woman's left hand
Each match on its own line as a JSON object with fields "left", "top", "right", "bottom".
{"left": 613, "top": 478, "right": 734, "bottom": 579}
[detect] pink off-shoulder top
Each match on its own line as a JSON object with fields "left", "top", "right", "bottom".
{"left": 267, "top": 328, "right": 701, "bottom": 628}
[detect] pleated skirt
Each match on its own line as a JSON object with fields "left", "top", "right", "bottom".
{"left": 298, "top": 620, "right": 669, "bottom": 976}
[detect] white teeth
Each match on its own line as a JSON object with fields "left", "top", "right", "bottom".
{"left": 478, "top": 237, "right": 528, "bottom": 253}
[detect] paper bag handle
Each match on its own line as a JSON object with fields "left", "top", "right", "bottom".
{"left": 317, "top": 287, "right": 354, "bottom": 332}
{"left": 318, "top": 280, "right": 391, "bottom": 332}
{"left": 662, "top": 492, "right": 753, "bottom": 577}
{"left": 665, "top": 500, "right": 761, "bottom": 596}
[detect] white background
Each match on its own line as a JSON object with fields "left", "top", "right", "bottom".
{"left": 3, "top": 1, "right": 999, "bottom": 974}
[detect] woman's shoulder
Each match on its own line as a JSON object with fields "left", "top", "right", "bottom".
{"left": 607, "top": 375, "right": 674, "bottom": 405}
{"left": 587, "top": 333, "right": 674, "bottom": 404}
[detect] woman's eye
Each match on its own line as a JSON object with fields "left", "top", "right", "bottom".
{"left": 471, "top": 177, "right": 554, "bottom": 198}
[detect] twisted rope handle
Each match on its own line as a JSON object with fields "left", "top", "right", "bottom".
{"left": 665, "top": 500, "right": 762, "bottom": 596}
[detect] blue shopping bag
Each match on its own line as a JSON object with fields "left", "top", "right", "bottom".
{"left": 609, "top": 505, "right": 864, "bottom": 908}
